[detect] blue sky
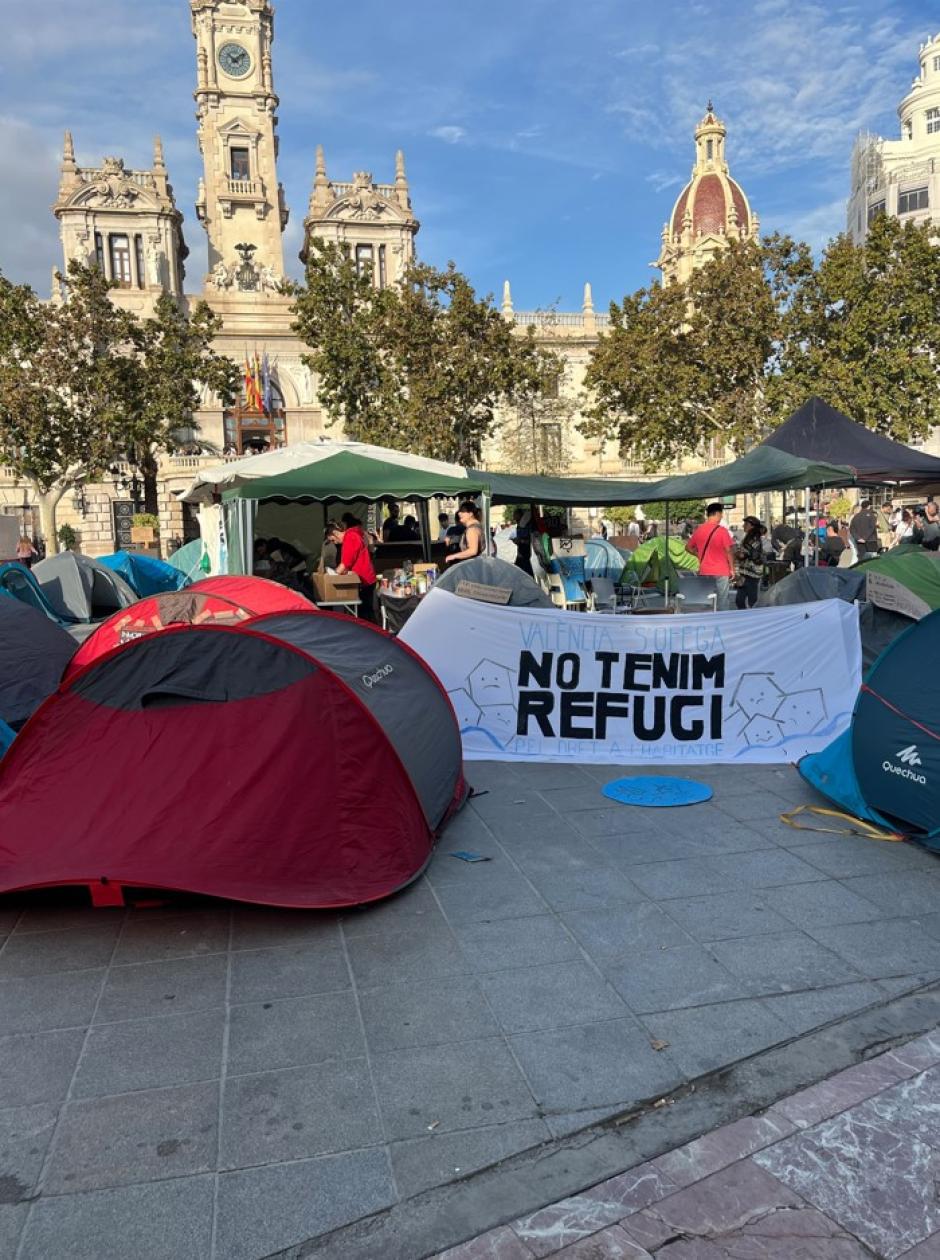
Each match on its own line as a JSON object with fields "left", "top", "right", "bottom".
{"left": 0, "top": 0, "right": 931, "bottom": 310}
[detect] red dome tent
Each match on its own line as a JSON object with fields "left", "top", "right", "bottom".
{"left": 65, "top": 576, "right": 312, "bottom": 679}
{"left": 0, "top": 612, "right": 466, "bottom": 908}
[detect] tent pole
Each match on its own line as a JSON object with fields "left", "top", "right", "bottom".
{"left": 482, "top": 492, "right": 492, "bottom": 554}
{"left": 417, "top": 501, "right": 432, "bottom": 563}
{"left": 803, "top": 486, "right": 811, "bottom": 568}
{"left": 664, "top": 500, "right": 670, "bottom": 609}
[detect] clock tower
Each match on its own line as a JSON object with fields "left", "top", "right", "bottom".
{"left": 191, "top": 0, "right": 289, "bottom": 289}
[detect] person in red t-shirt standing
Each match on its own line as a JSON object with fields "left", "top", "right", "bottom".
{"left": 685, "top": 503, "right": 737, "bottom": 611}
{"left": 326, "top": 513, "right": 377, "bottom": 622}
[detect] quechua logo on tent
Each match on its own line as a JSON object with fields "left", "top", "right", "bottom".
{"left": 882, "top": 744, "right": 927, "bottom": 785}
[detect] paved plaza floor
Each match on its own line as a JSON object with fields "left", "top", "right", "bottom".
{"left": 2, "top": 760, "right": 940, "bottom": 1258}
{"left": 434, "top": 1028, "right": 940, "bottom": 1259}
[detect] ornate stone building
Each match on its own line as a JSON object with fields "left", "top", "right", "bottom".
{"left": 1, "top": 1, "right": 758, "bottom": 553}
{"left": 848, "top": 32, "right": 940, "bottom": 244}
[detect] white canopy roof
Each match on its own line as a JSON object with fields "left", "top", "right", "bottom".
{"left": 178, "top": 439, "right": 480, "bottom": 504}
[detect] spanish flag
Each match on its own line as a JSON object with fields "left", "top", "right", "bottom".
{"left": 243, "top": 351, "right": 263, "bottom": 413}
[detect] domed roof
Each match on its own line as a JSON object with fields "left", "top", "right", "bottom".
{"left": 670, "top": 171, "right": 751, "bottom": 238}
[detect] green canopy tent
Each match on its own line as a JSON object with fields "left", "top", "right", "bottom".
{"left": 476, "top": 446, "right": 855, "bottom": 506}
{"left": 180, "top": 441, "right": 491, "bottom": 574}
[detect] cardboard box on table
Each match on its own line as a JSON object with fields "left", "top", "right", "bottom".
{"left": 312, "top": 564, "right": 361, "bottom": 603}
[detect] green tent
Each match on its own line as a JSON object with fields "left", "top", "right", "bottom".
{"left": 855, "top": 551, "right": 940, "bottom": 615}
{"left": 621, "top": 536, "right": 699, "bottom": 589}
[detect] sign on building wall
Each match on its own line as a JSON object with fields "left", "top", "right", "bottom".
{"left": 401, "top": 590, "right": 861, "bottom": 765}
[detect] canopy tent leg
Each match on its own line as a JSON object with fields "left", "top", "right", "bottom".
{"left": 482, "top": 493, "right": 492, "bottom": 554}
{"left": 803, "top": 487, "right": 811, "bottom": 569}
{"left": 417, "top": 501, "right": 432, "bottom": 563}
{"left": 664, "top": 500, "right": 671, "bottom": 609}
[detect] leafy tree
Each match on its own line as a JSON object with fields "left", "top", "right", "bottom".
{"left": 769, "top": 215, "right": 940, "bottom": 442}
{"left": 125, "top": 294, "right": 240, "bottom": 512}
{"left": 584, "top": 219, "right": 940, "bottom": 469}
{"left": 496, "top": 332, "right": 578, "bottom": 475}
{"left": 291, "top": 238, "right": 397, "bottom": 444}
{"left": 583, "top": 240, "right": 776, "bottom": 469}
{"left": 0, "top": 262, "right": 140, "bottom": 551}
{"left": 633, "top": 499, "right": 707, "bottom": 522}
{"left": 292, "top": 242, "right": 546, "bottom": 464}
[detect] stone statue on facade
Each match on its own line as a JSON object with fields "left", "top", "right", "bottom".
{"left": 91, "top": 157, "right": 139, "bottom": 208}
{"left": 344, "top": 171, "right": 386, "bottom": 221}
{"left": 210, "top": 260, "right": 233, "bottom": 290}
{"left": 259, "top": 264, "right": 280, "bottom": 291}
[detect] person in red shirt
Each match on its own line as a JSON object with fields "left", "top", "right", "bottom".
{"left": 685, "top": 503, "right": 737, "bottom": 610}
{"left": 326, "top": 514, "right": 377, "bottom": 622}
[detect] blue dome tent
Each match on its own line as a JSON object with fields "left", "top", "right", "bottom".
{"left": 98, "top": 551, "right": 189, "bottom": 597}
{"left": 800, "top": 610, "right": 940, "bottom": 847}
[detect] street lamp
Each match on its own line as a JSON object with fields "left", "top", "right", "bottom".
{"left": 109, "top": 465, "right": 143, "bottom": 510}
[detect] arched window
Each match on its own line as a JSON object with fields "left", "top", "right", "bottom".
{"left": 224, "top": 376, "right": 287, "bottom": 455}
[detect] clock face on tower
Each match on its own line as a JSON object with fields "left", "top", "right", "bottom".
{"left": 218, "top": 42, "right": 252, "bottom": 78}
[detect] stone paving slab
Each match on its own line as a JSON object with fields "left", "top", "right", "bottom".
{"left": 2, "top": 761, "right": 940, "bottom": 1259}
{"left": 433, "top": 1028, "right": 940, "bottom": 1259}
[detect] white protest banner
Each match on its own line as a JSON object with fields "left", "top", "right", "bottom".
{"left": 401, "top": 589, "right": 862, "bottom": 764}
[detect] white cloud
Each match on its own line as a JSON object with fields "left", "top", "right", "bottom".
{"left": 762, "top": 196, "right": 849, "bottom": 252}
{"left": 617, "top": 43, "right": 659, "bottom": 59}
{"left": 429, "top": 125, "right": 467, "bottom": 144}
{"left": 646, "top": 170, "right": 685, "bottom": 193}
{"left": 605, "top": 1, "right": 920, "bottom": 179}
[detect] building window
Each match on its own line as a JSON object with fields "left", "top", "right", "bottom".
{"left": 927, "top": 108, "right": 940, "bottom": 135}
{"left": 934, "top": 55, "right": 940, "bottom": 72}
{"left": 109, "top": 234, "right": 132, "bottom": 287}
{"left": 867, "top": 200, "right": 885, "bottom": 225}
{"left": 134, "top": 235, "right": 146, "bottom": 288}
{"left": 94, "top": 232, "right": 105, "bottom": 274}
{"left": 230, "top": 147, "right": 251, "bottom": 180}
{"left": 706, "top": 139, "right": 713, "bottom": 161}
{"left": 898, "top": 186, "right": 929, "bottom": 215}
{"left": 378, "top": 244, "right": 387, "bottom": 289}
{"left": 355, "top": 244, "right": 374, "bottom": 278}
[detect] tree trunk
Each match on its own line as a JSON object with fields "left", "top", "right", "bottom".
{"left": 141, "top": 449, "right": 160, "bottom": 516}
{"left": 33, "top": 483, "right": 68, "bottom": 556}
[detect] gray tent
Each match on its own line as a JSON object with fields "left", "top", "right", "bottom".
{"left": 33, "top": 551, "right": 137, "bottom": 623}
{"left": 0, "top": 598, "right": 76, "bottom": 726}
{"left": 758, "top": 566, "right": 908, "bottom": 673}
{"left": 758, "top": 568, "right": 865, "bottom": 607}
{"left": 434, "top": 556, "right": 554, "bottom": 608}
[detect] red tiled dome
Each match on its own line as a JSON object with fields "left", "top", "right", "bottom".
{"left": 670, "top": 173, "right": 750, "bottom": 238}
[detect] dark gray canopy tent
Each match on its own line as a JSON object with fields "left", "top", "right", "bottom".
{"left": 762, "top": 397, "right": 940, "bottom": 486}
